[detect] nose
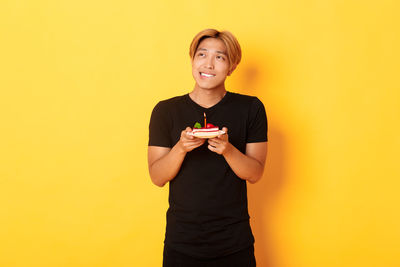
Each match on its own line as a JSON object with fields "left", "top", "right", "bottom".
{"left": 204, "top": 56, "right": 214, "bottom": 69}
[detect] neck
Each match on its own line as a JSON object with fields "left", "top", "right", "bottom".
{"left": 189, "top": 85, "right": 227, "bottom": 108}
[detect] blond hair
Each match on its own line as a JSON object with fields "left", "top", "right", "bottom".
{"left": 189, "top": 29, "right": 242, "bottom": 73}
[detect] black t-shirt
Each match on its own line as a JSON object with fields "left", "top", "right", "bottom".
{"left": 148, "top": 91, "right": 268, "bottom": 258}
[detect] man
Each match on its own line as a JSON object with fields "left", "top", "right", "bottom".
{"left": 148, "top": 28, "right": 268, "bottom": 267}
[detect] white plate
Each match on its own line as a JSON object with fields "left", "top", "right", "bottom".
{"left": 187, "top": 130, "right": 226, "bottom": 139}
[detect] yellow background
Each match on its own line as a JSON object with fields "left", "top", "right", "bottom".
{"left": 1, "top": 0, "right": 399, "bottom": 266}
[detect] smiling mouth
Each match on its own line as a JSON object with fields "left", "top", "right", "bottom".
{"left": 200, "top": 72, "right": 216, "bottom": 78}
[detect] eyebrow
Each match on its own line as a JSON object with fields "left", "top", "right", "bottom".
{"left": 197, "top": 48, "right": 227, "bottom": 56}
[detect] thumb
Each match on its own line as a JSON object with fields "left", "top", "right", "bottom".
{"left": 185, "top": 127, "right": 194, "bottom": 139}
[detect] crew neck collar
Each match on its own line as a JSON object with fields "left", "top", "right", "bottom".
{"left": 185, "top": 91, "right": 231, "bottom": 113}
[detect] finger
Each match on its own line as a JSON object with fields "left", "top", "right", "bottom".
{"left": 218, "top": 134, "right": 227, "bottom": 141}
{"left": 208, "top": 139, "right": 219, "bottom": 146}
{"left": 208, "top": 144, "right": 222, "bottom": 154}
{"left": 186, "top": 133, "right": 194, "bottom": 140}
{"left": 190, "top": 137, "right": 205, "bottom": 143}
{"left": 218, "top": 127, "right": 228, "bottom": 138}
{"left": 187, "top": 141, "right": 205, "bottom": 150}
{"left": 183, "top": 139, "right": 203, "bottom": 149}
{"left": 184, "top": 127, "right": 194, "bottom": 139}
{"left": 191, "top": 141, "right": 205, "bottom": 147}
{"left": 208, "top": 144, "right": 216, "bottom": 152}
{"left": 188, "top": 138, "right": 205, "bottom": 145}
{"left": 182, "top": 133, "right": 192, "bottom": 141}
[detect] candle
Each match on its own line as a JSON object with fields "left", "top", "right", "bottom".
{"left": 203, "top": 112, "right": 207, "bottom": 128}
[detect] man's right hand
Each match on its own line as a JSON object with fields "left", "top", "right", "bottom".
{"left": 178, "top": 127, "right": 206, "bottom": 152}
{"left": 148, "top": 127, "right": 205, "bottom": 187}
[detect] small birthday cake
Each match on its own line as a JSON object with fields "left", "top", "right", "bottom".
{"left": 187, "top": 113, "right": 225, "bottom": 138}
{"left": 191, "top": 122, "right": 223, "bottom": 138}
{"left": 188, "top": 112, "right": 225, "bottom": 138}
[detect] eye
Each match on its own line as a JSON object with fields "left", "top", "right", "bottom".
{"left": 216, "top": 55, "right": 225, "bottom": 60}
{"left": 197, "top": 52, "right": 205, "bottom": 57}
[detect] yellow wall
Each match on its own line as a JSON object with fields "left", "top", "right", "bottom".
{"left": 1, "top": 0, "right": 399, "bottom": 266}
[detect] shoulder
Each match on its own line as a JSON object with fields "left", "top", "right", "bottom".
{"left": 153, "top": 94, "right": 187, "bottom": 112}
{"left": 228, "top": 92, "right": 264, "bottom": 109}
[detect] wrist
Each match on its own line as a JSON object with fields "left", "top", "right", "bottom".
{"left": 176, "top": 140, "right": 188, "bottom": 154}
{"left": 222, "top": 142, "right": 234, "bottom": 157}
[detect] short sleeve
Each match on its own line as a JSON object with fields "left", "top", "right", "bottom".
{"left": 246, "top": 98, "right": 268, "bottom": 143}
{"left": 148, "top": 102, "right": 172, "bottom": 147}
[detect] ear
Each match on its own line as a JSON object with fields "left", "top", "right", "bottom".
{"left": 227, "top": 64, "right": 237, "bottom": 76}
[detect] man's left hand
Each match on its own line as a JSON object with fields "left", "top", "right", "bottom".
{"left": 207, "top": 127, "right": 231, "bottom": 155}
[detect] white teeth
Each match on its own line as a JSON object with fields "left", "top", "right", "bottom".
{"left": 201, "top": 72, "right": 215, "bottom": 77}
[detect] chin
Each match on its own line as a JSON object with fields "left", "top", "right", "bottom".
{"left": 196, "top": 80, "right": 225, "bottom": 90}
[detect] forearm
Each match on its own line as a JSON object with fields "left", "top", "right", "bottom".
{"left": 149, "top": 143, "right": 186, "bottom": 187}
{"left": 223, "top": 144, "right": 265, "bottom": 183}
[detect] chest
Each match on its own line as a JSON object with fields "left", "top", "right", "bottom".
{"left": 168, "top": 104, "right": 250, "bottom": 153}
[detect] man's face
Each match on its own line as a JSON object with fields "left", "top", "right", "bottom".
{"left": 191, "top": 38, "right": 232, "bottom": 91}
